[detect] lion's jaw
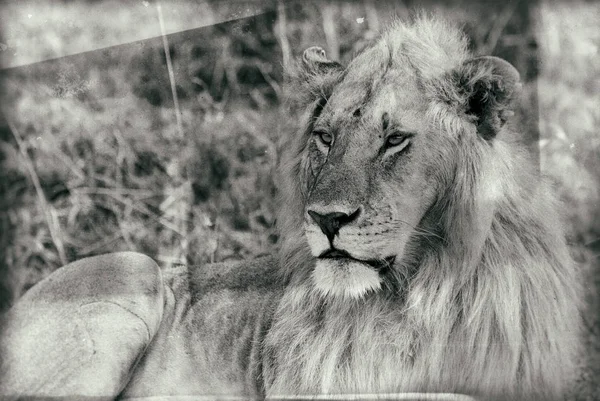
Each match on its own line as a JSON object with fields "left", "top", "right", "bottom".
{"left": 311, "top": 258, "right": 382, "bottom": 299}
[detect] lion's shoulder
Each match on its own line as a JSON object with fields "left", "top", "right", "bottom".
{"left": 187, "top": 255, "right": 283, "bottom": 297}
{"left": 122, "top": 256, "right": 284, "bottom": 397}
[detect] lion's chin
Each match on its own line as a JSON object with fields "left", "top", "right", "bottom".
{"left": 311, "top": 258, "right": 382, "bottom": 299}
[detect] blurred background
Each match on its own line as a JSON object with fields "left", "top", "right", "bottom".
{"left": 0, "top": 0, "right": 598, "bottom": 398}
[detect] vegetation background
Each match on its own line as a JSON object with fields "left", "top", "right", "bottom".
{"left": 0, "top": 0, "right": 598, "bottom": 398}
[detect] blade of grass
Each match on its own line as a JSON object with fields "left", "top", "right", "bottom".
{"left": 8, "top": 120, "right": 67, "bottom": 265}
{"left": 322, "top": 2, "right": 340, "bottom": 61}
{"left": 73, "top": 187, "right": 157, "bottom": 197}
{"left": 364, "top": 0, "right": 380, "bottom": 33}
{"left": 98, "top": 193, "right": 186, "bottom": 235}
{"left": 276, "top": 0, "right": 291, "bottom": 72}
{"left": 156, "top": 2, "right": 184, "bottom": 139}
{"left": 157, "top": 2, "right": 189, "bottom": 264}
{"left": 481, "top": 2, "right": 517, "bottom": 55}
{"left": 78, "top": 230, "right": 124, "bottom": 256}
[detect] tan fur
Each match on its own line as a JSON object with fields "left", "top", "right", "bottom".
{"left": 264, "top": 15, "right": 581, "bottom": 400}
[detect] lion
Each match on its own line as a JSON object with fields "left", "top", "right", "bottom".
{"left": 0, "top": 15, "right": 581, "bottom": 401}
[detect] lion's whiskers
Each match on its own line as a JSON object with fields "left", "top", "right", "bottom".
{"left": 393, "top": 218, "right": 445, "bottom": 243}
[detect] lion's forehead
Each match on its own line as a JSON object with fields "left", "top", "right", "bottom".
{"left": 325, "top": 58, "right": 425, "bottom": 126}
{"left": 323, "top": 89, "right": 427, "bottom": 139}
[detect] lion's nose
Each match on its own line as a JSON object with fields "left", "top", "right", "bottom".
{"left": 307, "top": 208, "right": 361, "bottom": 242}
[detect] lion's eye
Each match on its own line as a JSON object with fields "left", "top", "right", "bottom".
{"left": 384, "top": 134, "right": 410, "bottom": 151}
{"left": 314, "top": 131, "right": 333, "bottom": 147}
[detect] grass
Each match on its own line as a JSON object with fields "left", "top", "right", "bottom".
{"left": 0, "top": 0, "right": 598, "bottom": 398}
{"left": 535, "top": 3, "right": 600, "bottom": 399}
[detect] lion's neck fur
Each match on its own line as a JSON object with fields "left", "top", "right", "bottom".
{"left": 264, "top": 140, "right": 580, "bottom": 400}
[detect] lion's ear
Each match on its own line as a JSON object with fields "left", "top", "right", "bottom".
{"left": 300, "top": 46, "right": 343, "bottom": 75}
{"left": 455, "top": 56, "right": 522, "bottom": 140}
{"left": 286, "top": 47, "right": 344, "bottom": 107}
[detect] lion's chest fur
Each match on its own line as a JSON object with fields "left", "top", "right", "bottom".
{"left": 262, "top": 283, "right": 528, "bottom": 397}
{"left": 264, "top": 300, "right": 416, "bottom": 394}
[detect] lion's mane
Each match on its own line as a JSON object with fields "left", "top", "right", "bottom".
{"left": 263, "top": 15, "right": 581, "bottom": 401}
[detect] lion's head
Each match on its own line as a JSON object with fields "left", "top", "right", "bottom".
{"left": 277, "top": 16, "right": 522, "bottom": 299}
{"left": 267, "top": 15, "right": 580, "bottom": 399}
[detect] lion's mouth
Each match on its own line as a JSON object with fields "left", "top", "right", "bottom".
{"left": 318, "top": 249, "right": 395, "bottom": 272}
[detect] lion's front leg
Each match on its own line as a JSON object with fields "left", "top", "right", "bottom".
{"left": 0, "top": 252, "right": 164, "bottom": 399}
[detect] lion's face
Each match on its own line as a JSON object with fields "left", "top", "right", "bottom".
{"left": 301, "top": 51, "right": 447, "bottom": 299}
{"left": 282, "top": 33, "right": 521, "bottom": 300}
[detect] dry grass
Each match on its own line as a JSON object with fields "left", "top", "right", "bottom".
{"left": 535, "top": 3, "right": 600, "bottom": 399}
{"left": 0, "top": 0, "right": 598, "bottom": 397}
